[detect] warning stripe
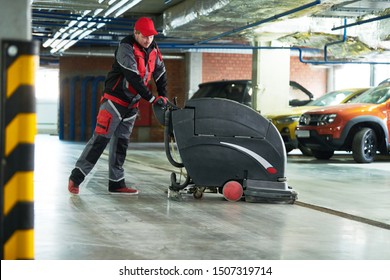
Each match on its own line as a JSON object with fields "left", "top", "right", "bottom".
{"left": 3, "top": 202, "right": 34, "bottom": 241}
{"left": 5, "top": 86, "right": 36, "bottom": 124}
{"left": 5, "top": 114, "right": 36, "bottom": 157}
{"left": 3, "top": 172, "right": 34, "bottom": 216}
{"left": 1, "top": 40, "right": 38, "bottom": 260}
{"left": 6, "top": 55, "right": 36, "bottom": 98}
{"left": 3, "top": 230, "right": 34, "bottom": 260}
{"left": 3, "top": 144, "right": 35, "bottom": 184}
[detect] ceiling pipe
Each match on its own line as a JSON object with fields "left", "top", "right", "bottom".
{"left": 158, "top": 43, "right": 390, "bottom": 65}
{"left": 41, "top": 49, "right": 185, "bottom": 60}
{"left": 294, "top": 47, "right": 390, "bottom": 65}
{"left": 331, "top": 13, "right": 390, "bottom": 31}
{"left": 324, "top": 18, "right": 347, "bottom": 61}
{"left": 32, "top": 10, "right": 135, "bottom": 26}
{"left": 38, "top": 36, "right": 390, "bottom": 64}
{"left": 31, "top": 2, "right": 105, "bottom": 11}
{"left": 33, "top": 21, "right": 134, "bottom": 33}
{"left": 196, "top": 0, "right": 321, "bottom": 45}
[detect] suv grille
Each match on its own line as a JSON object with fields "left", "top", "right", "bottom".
{"left": 299, "top": 114, "right": 322, "bottom": 126}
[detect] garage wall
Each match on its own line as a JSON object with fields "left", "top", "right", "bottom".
{"left": 202, "top": 53, "right": 327, "bottom": 97}
{"left": 290, "top": 57, "right": 327, "bottom": 97}
{"left": 202, "top": 53, "right": 252, "bottom": 81}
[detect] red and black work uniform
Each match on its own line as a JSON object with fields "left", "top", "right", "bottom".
{"left": 70, "top": 35, "right": 167, "bottom": 190}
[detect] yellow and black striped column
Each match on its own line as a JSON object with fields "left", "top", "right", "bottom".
{"left": 1, "top": 40, "right": 39, "bottom": 259}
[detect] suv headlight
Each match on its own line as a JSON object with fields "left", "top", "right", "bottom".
{"left": 299, "top": 114, "right": 310, "bottom": 125}
{"left": 276, "top": 115, "right": 300, "bottom": 124}
{"left": 299, "top": 113, "right": 337, "bottom": 126}
{"left": 318, "top": 114, "right": 337, "bottom": 125}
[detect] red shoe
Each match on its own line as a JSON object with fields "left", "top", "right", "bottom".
{"left": 68, "top": 179, "right": 79, "bottom": 195}
{"left": 109, "top": 187, "right": 139, "bottom": 195}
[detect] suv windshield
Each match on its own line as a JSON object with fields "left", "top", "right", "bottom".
{"left": 307, "top": 89, "right": 362, "bottom": 106}
{"left": 351, "top": 86, "right": 390, "bottom": 104}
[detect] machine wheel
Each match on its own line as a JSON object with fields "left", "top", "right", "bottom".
{"left": 312, "top": 149, "right": 334, "bottom": 160}
{"left": 352, "top": 127, "right": 377, "bottom": 163}
{"left": 193, "top": 189, "right": 203, "bottom": 199}
{"left": 222, "top": 181, "right": 243, "bottom": 202}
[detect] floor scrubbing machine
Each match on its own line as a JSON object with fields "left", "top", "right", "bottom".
{"left": 154, "top": 97, "right": 297, "bottom": 203}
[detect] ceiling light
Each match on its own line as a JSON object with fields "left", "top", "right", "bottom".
{"left": 104, "top": 0, "right": 127, "bottom": 16}
{"left": 114, "top": 0, "right": 142, "bottom": 17}
{"left": 94, "top": 8, "right": 104, "bottom": 16}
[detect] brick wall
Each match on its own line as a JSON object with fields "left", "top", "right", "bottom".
{"left": 290, "top": 56, "right": 327, "bottom": 97}
{"left": 202, "top": 53, "right": 252, "bottom": 82}
{"left": 201, "top": 52, "right": 327, "bottom": 97}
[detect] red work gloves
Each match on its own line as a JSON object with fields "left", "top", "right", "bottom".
{"left": 153, "top": 96, "right": 168, "bottom": 107}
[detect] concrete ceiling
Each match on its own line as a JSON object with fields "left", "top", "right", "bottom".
{"left": 32, "top": 0, "right": 390, "bottom": 64}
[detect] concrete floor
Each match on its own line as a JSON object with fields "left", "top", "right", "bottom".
{"left": 33, "top": 134, "right": 390, "bottom": 260}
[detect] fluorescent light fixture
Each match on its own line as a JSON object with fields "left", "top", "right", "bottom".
{"left": 68, "top": 20, "right": 78, "bottom": 28}
{"left": 50, "top": 39, "right": 71, "bottom": 53}
{"left": 104, "top": 0, "right": 128, "bottom": 16}
{"left": 78, "top": 21, "right": 88, "bottom": 28}
{"left": 57, "top": 28, "right": 96, "bottom": 53}
{"left": 69, "top": 29, "right": 85, "bottom": 40}
{"left": 114, "top": 0, "right": 142, "bottom": 17}
{"left": 94, "top": 8, "right": 104, "bottom": 16}
{"left": 87, "top": 22, "right": 97, "bottom": 28}
{"left": 47, "top": 0, "right": 140, "bottom": 53}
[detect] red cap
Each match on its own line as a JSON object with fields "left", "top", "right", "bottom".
{"left": 134, "top": 17, "right": 158, "bottom": 36}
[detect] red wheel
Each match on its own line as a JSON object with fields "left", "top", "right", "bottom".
{"left": 222, "top": 181, "right": 243, "bottom": 202}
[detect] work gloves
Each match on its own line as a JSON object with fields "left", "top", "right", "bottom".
{"left": 153, "top": 96, "right": 168, "bottom": 107}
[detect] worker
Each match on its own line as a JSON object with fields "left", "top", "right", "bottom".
{"left": 68, "top": 17, "right": 168, "bottom": 195}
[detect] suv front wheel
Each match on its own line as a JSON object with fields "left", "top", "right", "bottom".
{"left": 352, "top": 127, "right": 377, "bottom": 163}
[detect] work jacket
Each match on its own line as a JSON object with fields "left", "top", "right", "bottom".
{"left": 103, "top": 35, "right": 167, "bottom": 108}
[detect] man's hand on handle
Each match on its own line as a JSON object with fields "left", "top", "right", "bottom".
{"left": 153, "top": 96, "right": 168, "bottom": 106}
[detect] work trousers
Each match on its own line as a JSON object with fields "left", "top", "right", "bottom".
{"left": 73, "top": 99, "right": 137, "bottom": 185}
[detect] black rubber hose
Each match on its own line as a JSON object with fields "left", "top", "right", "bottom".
{"left": 164, "top": 110, "right": 184, "bottom": 168}
{"left": 170, "top": 172, "right": 191, "bottom": 191}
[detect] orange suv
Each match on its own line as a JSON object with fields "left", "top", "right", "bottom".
{"left": 295, "top": 83, "right": 390, "bottom": 163}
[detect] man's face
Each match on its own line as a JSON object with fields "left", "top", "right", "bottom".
{"left": 135, "top": 32, "right": 154, "bottom": 48}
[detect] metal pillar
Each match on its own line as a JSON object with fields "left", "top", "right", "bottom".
{"left": 1, "top": 40, "right": 39, "bottom": 260}
{"left": 1, "top": 0, "right": 37, "bottom": 260}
